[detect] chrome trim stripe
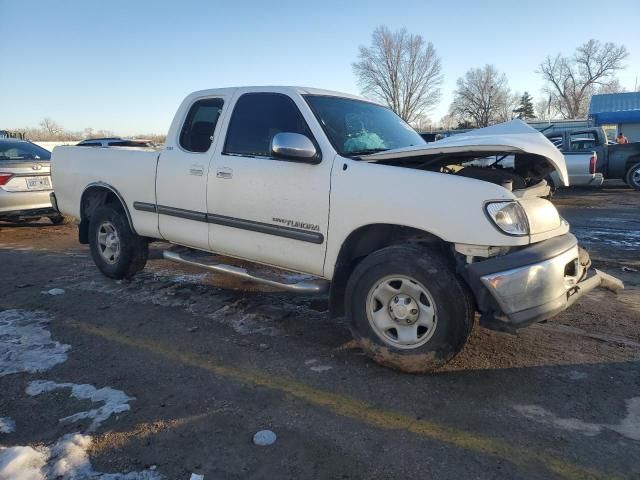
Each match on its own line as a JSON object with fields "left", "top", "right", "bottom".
{"left": 133, "top": 202, "right": 324, "bottom": 244}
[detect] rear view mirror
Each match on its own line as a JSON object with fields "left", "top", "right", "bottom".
{"left": 271, "top": 132, "right": 320, "bottom": 164}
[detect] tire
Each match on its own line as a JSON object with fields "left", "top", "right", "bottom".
{"left": 625, "top": 162, "right": 640, "bottom": 191}
{"left": 345, "top": 244, "right": 474, "bottom": 373}
{"left": 89, "top": 204, "right": 148, "bottom": 279}
{"left": 545, "top": 176, "right": 557, "bottom": 199}
{"left": 49, "top": 214, "right": 66, "bottom": 225}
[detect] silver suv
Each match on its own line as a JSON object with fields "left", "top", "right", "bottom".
{"left": 0, "top": 139, "right": 63, "bottom": 224}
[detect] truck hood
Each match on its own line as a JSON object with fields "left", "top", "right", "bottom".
{"left": 365, "top": 120, "right": 569, "bottom": 186}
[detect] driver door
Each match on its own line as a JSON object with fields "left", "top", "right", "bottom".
{"left": 206, "top": 91, "right": 331, "bottom": 276}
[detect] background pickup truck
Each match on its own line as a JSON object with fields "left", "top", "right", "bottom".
{"left": 50, "top": 86, "right": 622, "bottom": 373}
{"left": 544, "top": 127, "right": 640, "bottom": 190}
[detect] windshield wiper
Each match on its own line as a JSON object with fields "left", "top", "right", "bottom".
{"left": 347, "top": 148, "right": 389, "bottom": 156}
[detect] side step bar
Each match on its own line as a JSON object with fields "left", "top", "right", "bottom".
{"left": 162, "top": 250, "right": 329, "bottom": 294}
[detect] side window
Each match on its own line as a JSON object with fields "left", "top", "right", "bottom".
{"left": 224, "top": 93, "right": 313, "bottom": 157}
{"left": 78, "top": 142, "right": 102, "bottom": 147}
{"left": 569, "top": 132, "right": 597, "bottom": 151}
{"left": 179, "top": 98, "right": 224, "bottom": 153}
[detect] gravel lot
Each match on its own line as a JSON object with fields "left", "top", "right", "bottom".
{"left": 1, "top": 182, "right": 639, "bottom": 479}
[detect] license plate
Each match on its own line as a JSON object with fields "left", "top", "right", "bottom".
{"left": 26, "top": 176, "right": 51, "bottom": 190}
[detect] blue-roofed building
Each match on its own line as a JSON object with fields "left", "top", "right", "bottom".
{"left": 589, "top": 92, "right": 640, "bottom": 142}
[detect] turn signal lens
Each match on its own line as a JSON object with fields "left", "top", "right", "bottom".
{"left": 485, "top": 201, "right": 529, "bottom": 236}
{"left": 0, "top": 173, "right": 13, "bottom": 186}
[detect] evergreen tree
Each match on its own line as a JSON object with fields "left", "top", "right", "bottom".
{"left": 514, "top": 92, "right": 535, "bottom": 119}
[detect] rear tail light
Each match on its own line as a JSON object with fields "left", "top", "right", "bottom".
{"left": 0, "top": 173, "right": 13, "bottom": 186}
{"left": 589, "top": 154, "right": 597, "bottom": 175}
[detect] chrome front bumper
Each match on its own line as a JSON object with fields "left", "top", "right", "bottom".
{"left": 465, "top": 234, "right": 623, "bottom": 330}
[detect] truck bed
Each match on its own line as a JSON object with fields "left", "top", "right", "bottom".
{"left": 51, "top": 146, "right": 160, "bottom": 237}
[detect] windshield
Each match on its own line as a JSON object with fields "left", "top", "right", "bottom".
{"left": 0, "top": 141, "right": 51, "bottom": 161}
{"left": 304, "top": 95, "right": 425, "bottom": 156}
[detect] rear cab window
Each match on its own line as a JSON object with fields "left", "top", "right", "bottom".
{"left": 569, "top": 132, "right": 598, "bottom": 151}
{"left": 223, "top": 93, "right": 315, "bottom": 158}
{"left": 180, "top": 98, "right": 225, "bottom": 153}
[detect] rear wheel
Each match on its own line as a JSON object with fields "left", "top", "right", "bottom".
{"left": 89, "top": 204, "right": 148, "bottom": 279}
{"left": 625, "top": 163, "right": 640, "bottom": 191}
{"left": 345, "top": 244, "right": 474, "bottom": 373}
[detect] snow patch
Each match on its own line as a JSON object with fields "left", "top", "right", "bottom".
{"left": 310, "top": 365, "right": 332, "bottom": 373}
{"left": 0, "top": 418, "right": 15, "bottom": 434}
{"left": 26, "top": 381, "right": 134, "bottom": 432}
{"left": 514, "top": 397, "right": 640, "bottom": 441}
{"left": 514, "top": 405, "right": 601, "bottom": 436}
{"left": 0, "top": 445, "right": 47, "bottom": 480}
{"left": 171, "top": 273, "right": 210, "bottom": 284}
{"left": 0, "top": 309, "right": 69, "bottom": 377}
{"left": 42, "top": 288, "right": 65, "bottom": 296}
{"left": 0, "top": 433, "right": 161, "bottom": 480}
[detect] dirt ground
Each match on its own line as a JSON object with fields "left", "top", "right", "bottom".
{"left": 0, "top": 181, "right": 639, "bottom": 479}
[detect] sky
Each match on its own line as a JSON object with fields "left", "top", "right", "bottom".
{"left": 2, "top": 0, "right": 638, "bottom": 135}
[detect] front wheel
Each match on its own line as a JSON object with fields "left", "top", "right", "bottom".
{"left": 345, "top": 244, "right": 474, "bottom": 373}
{"left": 89, "top": 204, "right": 148, "bottom": 279}
{"left": 625, "top": 162, "right": 640, "bottom": 191}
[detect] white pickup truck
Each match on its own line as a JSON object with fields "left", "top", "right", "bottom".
{"left": 51, "top": 86, "right": 623, "bottom": 373}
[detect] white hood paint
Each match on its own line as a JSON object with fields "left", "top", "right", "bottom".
{"left": 366, "top": 120, "right": 569, "bottom": 186}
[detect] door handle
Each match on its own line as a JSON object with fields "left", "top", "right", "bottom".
{"left": 189, "top": 165, "right": 204, "bottom": 176}
{"left": 216, "top": 167, "right": 233, "bottom": 179}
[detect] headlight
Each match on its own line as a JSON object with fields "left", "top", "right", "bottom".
{"left": 485, "top": 201, "right": 529, "bottom": 236}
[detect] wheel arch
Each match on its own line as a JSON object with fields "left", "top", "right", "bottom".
{"left": 329, "top": 224, "right": 448, "bottom": 319}
{"left": 625, "top": 155, "right": 640, "bottom": 173}
{"left": 78, "top": 182, "right": 136, "bottom": 244}
{"left": 624, "top": 157, "right": 640, "bottom": 188}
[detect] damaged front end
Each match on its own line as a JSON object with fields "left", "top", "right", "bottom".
{"left": 363, "top": 120, "right": 569, "bottom": 198}
{"left": 457, "top": 234, "right": 624, "bottom": 332}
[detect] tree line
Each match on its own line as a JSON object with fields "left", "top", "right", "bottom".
{"left": 10, "top": 118, "right": 166, "bottom": 143}
{"left": 353, "top": 26, "right": 630, "bottom": 129}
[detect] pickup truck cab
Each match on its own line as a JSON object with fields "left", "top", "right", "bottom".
{"left": 545, "top": 127, "right": 640, "bottom": 189}
{"left": 51, "top": 86, "right": 623, "bottom": 372}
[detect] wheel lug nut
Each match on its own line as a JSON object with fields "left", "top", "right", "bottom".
{"left": 411, "top": 309, "right": 418, "bottom": 315}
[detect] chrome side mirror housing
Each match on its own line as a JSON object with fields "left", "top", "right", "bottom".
{"left": 271, "top": 132, "right": 320, "bottom": 164}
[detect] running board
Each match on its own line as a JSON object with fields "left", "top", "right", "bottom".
{"left": 162, "top": 250, "right": 329, "bottom": 294}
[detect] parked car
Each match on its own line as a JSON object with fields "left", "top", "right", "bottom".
{"left": 541, "top": 131, "right": 601, "bottom": 188}
{"left": 77, "top": 137, "right": 157, "bottom": 148}
{"left": 0, "top": 139, "right": 63, "bottom": 224}
{"left": 544, "top": 127, "right": 640, "bottom": 190}
{"left": 50, "top": 86, "right": 622, "bottom": 372}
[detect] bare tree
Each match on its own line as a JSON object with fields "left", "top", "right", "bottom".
{"left": 495, "top": 91, "right": 522, "bottom": 123}
{"left": 597, "top": 78, "right": 626, "bottom": 94}
{"left": 535, "top": 97, "right": 554, "bottom": 121}
{"left": 353, "top": 26, "right": 443, "bottom": 123}
{"left": 413, "top": 115, "right": 433, "bottom": 132}
{"left": 539, "top": 39, "right": 628, "bottom": 119}
{"left": 39, "top": 118, "right": 64, "bottom": 138}
{"left": 449, "top": 65, "right": 510, "bottom": 127}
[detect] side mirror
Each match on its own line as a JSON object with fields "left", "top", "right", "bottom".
{"left": 271, "top": 132, "right": 320, "bottom": 164}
